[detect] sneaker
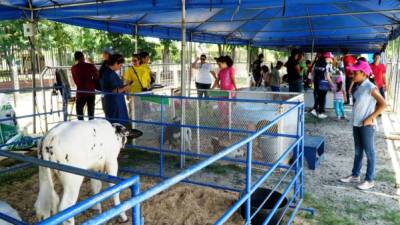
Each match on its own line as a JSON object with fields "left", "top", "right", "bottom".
{"left": 318, "top": 113, "right": 328, "bottom": 119}
{"left": 310, "top": 109, "right": 318, "bottom": 117}
{"left": 357, "top": 181, "right": 375, "bottom": 190}
{"left": 339, "top": 175, "right": 361, "bottom": 183}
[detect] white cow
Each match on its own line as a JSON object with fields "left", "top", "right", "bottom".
{"left": 0, "top": 201, "right": 21, "bottom": 225}
{"left": 35, "top": 119, "right": 134, "bottom": 225}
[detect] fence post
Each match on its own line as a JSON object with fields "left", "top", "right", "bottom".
{"left": 40, "top": 67, "right": 49, "bottom": 132}
{"left": 131, "top": 180, "right": 141, "bottom": 225}
{"left": 159, "top": 96, "right": 164, "bottom": 177}
{"left": 300, "top": 104, "right": 305, "bottom": 198}
{"left": 245, "top": 142, "right": 252, "bottom": 224}
{"left": 62, "top": 87, "right": 68, "bottom": 122}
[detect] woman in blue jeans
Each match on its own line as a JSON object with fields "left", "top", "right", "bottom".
{"left": 340, "top": 60, "right": 386, "bottom": 190}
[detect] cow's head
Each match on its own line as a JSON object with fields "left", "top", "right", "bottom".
{"left": 112, "top": 123, "right": 143, "bottom": 145}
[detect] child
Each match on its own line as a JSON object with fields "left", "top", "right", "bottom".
{"left": 339, "top": 60, "right": 386, "bottom": 190}
{"left": 327, "top": 71, "right": 347, "bottom": 119}
{"left": 261, "top": 65, "right": 270, "bottom": 88}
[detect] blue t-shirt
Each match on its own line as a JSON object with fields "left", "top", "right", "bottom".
{"left": 352, "top": 79, "right": 377, "bottom": 127}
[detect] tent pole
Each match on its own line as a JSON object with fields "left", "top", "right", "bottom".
{"left": 393, "top": 40, "right": 400, "bottom": 112}
{"left": 180, "top": 0, "right": 187, "bottom": 169}
{"left": 134, "top": 24, "right": 138, "bottom": 53}
{"left": 28, "top": 8, "right": 37, "bottom": 134}
{"left": 188, "top": 33, "right": 193, "bottom": 96}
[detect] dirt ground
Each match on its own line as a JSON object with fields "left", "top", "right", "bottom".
{"left": 0, "top": 105, "right": 399, "bottom": 224}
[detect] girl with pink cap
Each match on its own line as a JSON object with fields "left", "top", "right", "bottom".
{"left": 326, "top": 70, "right": 347, "bottom": 119}
{"left": 339, "top": 59, "right": 386, "bottom": 190}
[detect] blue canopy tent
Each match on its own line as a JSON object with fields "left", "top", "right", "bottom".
{"left": 0, "top": 0, "right": 399, "bottom": 52}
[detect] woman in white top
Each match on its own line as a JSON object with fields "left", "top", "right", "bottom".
{"left": 192, "top": 54, "right": 216, "bottom": 98}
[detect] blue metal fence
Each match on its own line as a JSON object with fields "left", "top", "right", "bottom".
{"left": 0, "top": 87, "right": 309, "bottom": 225}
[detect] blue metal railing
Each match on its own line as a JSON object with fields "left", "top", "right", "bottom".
{"left": 0, "top": 87, "right": 308, "bottom": 225}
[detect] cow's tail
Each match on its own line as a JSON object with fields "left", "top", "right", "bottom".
{"left": 34, "top": 137, "right": 60, "bottom": 219}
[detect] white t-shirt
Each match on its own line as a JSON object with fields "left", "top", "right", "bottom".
{"left": 195, "top": 63, "right": 213, "bottom": 84}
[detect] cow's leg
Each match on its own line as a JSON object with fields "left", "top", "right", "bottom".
{"left": 106, "top": 160, "right": 128, "bottom": 223}
{"left": 58, "top": 173, "right": 84, "bottom": 225}
{"left": 35, "top": 167, "right": 60, "bottom": 220}
{"left": 90, "top": 179, "right": 102, "bottom": 213}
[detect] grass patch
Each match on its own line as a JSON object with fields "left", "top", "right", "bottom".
{"left": 204, "top": 163, "right": 244, "bottom": 175}
{"left": 0, "top": 166, "right": 37, "bottom": 187}
{"left": 382, "top": 210, "right": 400, "bottom": 225}
{"left": 305, "top": 114, "right": 321, "bottom": 124}
{"left": 120, "top": 148, "right": 245, "bottom": 175}
{"left": 301, "top": 192, "right": 355, "bottom": 225}
{"left": 375, "top": 169, "right": 396, "bottom": 184}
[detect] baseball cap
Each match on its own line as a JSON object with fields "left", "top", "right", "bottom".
{"left": 323, "top": 52, "right": 334, "bottom": 59}
{"left": 347, "top": 60, "right": 372, "bottom": 75}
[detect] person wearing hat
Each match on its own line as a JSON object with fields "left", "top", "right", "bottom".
{"left": 310, "top": 52, "right": 334, "bottom": 119}
{"left": 192, "top": 54, "right": 216, "bottom": 98}
{"left": 339, "top": 60, "right": 386, "bottom": 190}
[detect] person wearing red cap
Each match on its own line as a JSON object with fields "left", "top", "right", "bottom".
{"left": 339, "top": 60, "right": 386, "bottom": 190}
{"left": 342, "top": 48, "right": 357, "bottom": 104}
{"left": 310, "top": 52, "right": 334, "bottom": 119}
{"left": 370, "top": 53, "right": 387, "bottom": 98}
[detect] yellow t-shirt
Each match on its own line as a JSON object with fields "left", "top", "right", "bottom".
{"left": 123, "top": 65, "right": 151, "bottom": 93}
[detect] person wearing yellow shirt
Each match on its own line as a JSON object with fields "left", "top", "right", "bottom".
{"left": 123, "top": 54, "right": 151, "bottom": 120}
{"left": 124, "top": 54, "right": 151, "bottom": 93}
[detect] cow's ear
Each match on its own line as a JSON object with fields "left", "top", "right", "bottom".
{"left": 112, "top": 123, "right": 125, "bottom": 135}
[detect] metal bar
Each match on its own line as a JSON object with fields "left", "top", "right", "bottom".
{"left": 192, "top": 24, "right": 395, "bottom": 34}
{"left": 127, "top": 144, "right": 292, "bottom": 170}
{"left": 120, "top": 167, "right": 241, "bottom": 193}
{"left": 68, "top": 89, "right": 301, "bottom": 105}
{"left": 180, "top": 0, "right": 187, "bottom": 169}
{"left": 108, "top": 9, "right": 400, "bottom": 26}
{"left": 0, "top": 111, "right": 64, "bottom": 123}
{"left": 0, "top": 162, "right": 32, "bottom": 174}
{"left": 64, "top": 113, "right": 299, "bottom": 140}
{"left": 0, "top": 86, "right": 59, "bottom": 93}
{"left": 159, "top": 96, "right": 164, "bottom": 177}
{"left": 0, "top": 150, "right": 123, "bottom": 184}
{"left": 394, "top": 41, "right": 400, "bottom": 112}
{"left": 0, "top": 212, "right": 27, "bottom": 225}
{"left": 131, "top": 181, "right": 141, "bottom": 225}
{"left": 40, "top": 67, "right": 49, "bottom": 132}
{"left": 245, "top": 142, "right": 252, "bottom": 224}
{"left": 134, "top": 24, "right": 138, "bottom": 53}
{"left": 30, "top": 20, "right": 37, "bottom": 133}
{"left": 37, "top": 176, "right": 139, "bottom": 225}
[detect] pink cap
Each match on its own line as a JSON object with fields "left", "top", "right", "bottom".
{"left": 323, "top": 52, "right": 334, "bottom": 59}
{"left": 347, "top": 60, "right": 372, "bottom": 75}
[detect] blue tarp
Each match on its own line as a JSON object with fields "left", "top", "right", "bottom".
{"left": 0, "top": 0, "right": 399, "bottom": 52}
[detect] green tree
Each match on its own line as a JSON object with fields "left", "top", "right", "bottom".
{"left": 0, "top": 20, "right": 28, "bottom": 72}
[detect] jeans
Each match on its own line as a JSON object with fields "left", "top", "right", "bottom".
{"left": 271, "top": 86, "right": 280, "bottom": 92}
{"left": 352, "top": 126, "right": 376, "bottom": 181}
{"left": 334, "top": 100, "right": 345, "bottom": 117}
{"left": 289, "top": 79, "right": 303, "bottom": 92}
{"left": 76, "top": 95, "right": 95, "bottom": 120}
{"left": 196, "top": 82, "right": 211, "bottom": 98}
{"left": 313, "top": 88, "right": 327, "bottom": 114}
{"left": 379, "top": 87, "right": 385, "bottom": 99}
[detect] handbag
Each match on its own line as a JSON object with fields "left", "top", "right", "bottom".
{"left": 132, "top": 66, "right": 150, "bottom": 91}
{"left": 318, "top": 80, "right": 330, "bottom": 91}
